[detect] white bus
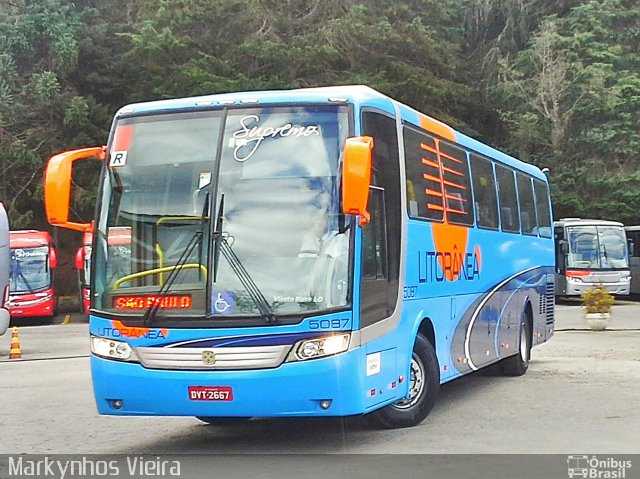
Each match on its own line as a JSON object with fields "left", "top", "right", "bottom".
{"left": 0, "top": 202, "right": 10, "bottom": 335}
{"left": 624, "top": 226, "right": 640, "bottom": 295}
{"left": 555, "top": 218, "right": 630, "bottom": 297}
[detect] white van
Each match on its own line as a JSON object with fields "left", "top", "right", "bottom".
{"left": 0, "top": 202, "right": 10, "bottom": 335}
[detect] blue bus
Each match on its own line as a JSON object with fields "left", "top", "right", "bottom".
{"left": 44, "top": 86, "right": 554, "bottom": 428}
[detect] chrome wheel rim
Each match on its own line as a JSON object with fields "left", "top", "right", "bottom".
{"left": 393, "top": 353, "right": 425, "bottom": 410}
{"left": 519, "top": 324, "right": 529, "bottom": 362}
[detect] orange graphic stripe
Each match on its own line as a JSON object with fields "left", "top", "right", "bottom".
{"left": 447, "top": 208, "right": 468, "bottom": 215}
{"left": 420, "top": 143, "right": 438, "bottom": 154}
{"left": 424, "top": 173, "right": 442, "bottom": 183}
{"left": 426, "top": 188, "right": 443, "bottom": 197}
{"left": 422, "top": 158, "right": 439, "bottom": 169}
{"left": 427, "top": 203, "right": 444, "bottom": 211}
{"left": 443, "top": 179, "right": 466, "bottom": 190}
{"left": 439, "top": 150, "right": 462, "bottom": 164}
{"left": 442, "top": 165, "right": 463, "bottom": 177}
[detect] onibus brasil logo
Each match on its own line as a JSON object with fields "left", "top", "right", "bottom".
{"left": 567, "top": 455, "right": 632, "bottom": 478}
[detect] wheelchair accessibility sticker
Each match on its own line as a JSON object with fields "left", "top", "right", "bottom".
{"left": 211, "top": 291, "right": 235, "bottom": 315}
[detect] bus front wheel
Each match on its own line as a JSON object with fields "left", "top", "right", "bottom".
{"left": 367, "top": 334, "right": 439, "bottom": 429}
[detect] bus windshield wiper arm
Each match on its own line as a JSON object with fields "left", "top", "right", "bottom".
{"left": 142, "top": 230, "right": 203, "bottom": 326}
{"left": 143, "top": 195, "right": 210, "bottom": 326}
{"left": 15, "top": 270, "right": 36, "bottom": 293}
{"left": 212, "top": 195, "right": 277, "bottom": 323}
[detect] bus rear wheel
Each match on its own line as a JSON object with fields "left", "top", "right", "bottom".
{"left": 500, "top": 312, "right": 532, "bottom": 376}
{"left": 367, "top": 334, "right": 439, "bottom": 429}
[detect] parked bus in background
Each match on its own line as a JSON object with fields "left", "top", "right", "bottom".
{"left": 554, "top": 218, "right": 630, "bottom": 297}
{"left": 44, "top": 86, "right": 554, "bottom": 428}
{"left": 75, "top": 227, "right": 132, "bottom": 314}
{"left": 76, "top": 229, "right": 93, "bottom": 314}
{"left": 7, "top": 230, "right": 58, "bottom": 319}
{"left": 624, "top": 226, "right": 640, "bottom": 295}
{"left": 0, "top": 203, "right": 10, "bottom": 335}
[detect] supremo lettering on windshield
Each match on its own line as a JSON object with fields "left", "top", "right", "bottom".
{"left": 113, "top": 295, "right": 192, "bottom": 310}
{"left": 231, "top": 115, "right": 320, "bottom": 162}
{"left": 418, "top": 249, "right": 480, "bottom": 283}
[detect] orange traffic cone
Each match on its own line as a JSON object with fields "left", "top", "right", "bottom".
{"left": 9, "top": 327, "right": 21, "bottom": 359}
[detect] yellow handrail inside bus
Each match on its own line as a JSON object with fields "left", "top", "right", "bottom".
{"left": 152, "top": 216, "right": 209, "bottom": 284}
{"left": 155, "top": 243, "right": 165, "bottom": 284}
{"left": 113, "top": 264, "right": 208, "bottom": 289}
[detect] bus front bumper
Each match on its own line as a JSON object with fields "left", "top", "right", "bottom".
{"left": 91, "top": 347, "right": 383, "bottom": 417}
{"left": 565, "top": 278, "right": 630, "bottom": 296}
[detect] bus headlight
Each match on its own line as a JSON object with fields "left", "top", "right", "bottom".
{"left": 287, "top": 333, "right": 350, "bottom": 361}
{"left": 91, "top": 337, "right": 137, "bottom": 362}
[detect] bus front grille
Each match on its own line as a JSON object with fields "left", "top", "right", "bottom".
{"left": 135, "top": 345, "right": 291, "bottom": 370}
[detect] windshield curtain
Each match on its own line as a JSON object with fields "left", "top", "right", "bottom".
{"left": 94, "top": 105, "right": 351, "bottom": 319}
{"left": 10, "top": 247, "right": 51, "bottom": 293}
{"left": 567, "top": 225, "right": 629, "bottom": 270}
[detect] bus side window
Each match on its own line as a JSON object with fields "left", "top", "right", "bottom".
{"left": 533, "top": 180, "right": 552, "bottom": 238}
{"left": 516, "top": 173, "right": 537, "bottom": 235}
{"left": 362, "top": 187, "right": 386, "bottom": 280}
{"left": 469, "top": 154, "right": 499, "bottom": 229}
{"left": 361, "top": 110, "right": 401, "bottom": 326}
{"left": 496, "top": 165, "right": 520, "bottom": 233}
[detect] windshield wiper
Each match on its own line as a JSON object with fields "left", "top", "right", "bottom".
{"left": 143, "top": 195, "right": 210, "bottom": 326}
{"left": 13, "top": 270, "right": 37, "bottom": 293}
{"left": 142, "top": 230, "right": 203, "bottom": 326}
{"left": 212, "top": 194, "right": 277, "bottom": 323}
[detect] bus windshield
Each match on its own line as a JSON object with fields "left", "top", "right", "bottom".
{"left": 9, "top": 246, "right": 52, "bottom": 293}
{"left": 567, "top": 225, "right": 628, "bottom": 270}
{"left": 94, "top": 105, "right": 350, "bottom": 319}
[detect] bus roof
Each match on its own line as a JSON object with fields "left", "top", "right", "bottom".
{"left": 115, "top": 85, "right": 547, "bottom": 181}
{"left": 554, "top": 218, "right": 625, "bottom": 228}
{"left": 9, "top": 230, "right": 52, "bottom": 248}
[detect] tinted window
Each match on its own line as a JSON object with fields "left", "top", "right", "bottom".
{"left": 496, "top": 165, "right": 520, "bottom": 232}
{"left": 439, "top": 142, "right": 474, "bottom": 226}
{"left": 516, "top": 173, "right": 537, "bottom": 235}
{"left": 403, "top": 126, "right": 443, "bottom": 221}
{"left": 470, "top": 154, "right": 499, "bottom": 229}
{"left": 534, "top": 180, "right": 552, "bottom": 237}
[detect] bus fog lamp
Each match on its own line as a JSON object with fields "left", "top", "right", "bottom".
{"left": 319, "top": 400, "right": 332, "bottom": 410}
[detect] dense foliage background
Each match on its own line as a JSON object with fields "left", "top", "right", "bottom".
{"left": 1, "top": 0, "right": 639, "bottom": 229}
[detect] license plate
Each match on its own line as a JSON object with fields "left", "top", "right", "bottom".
{"left": 188, "top": 386, "right": 233, "bottom": 401}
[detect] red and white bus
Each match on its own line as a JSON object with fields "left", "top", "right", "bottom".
{"left": 75, "top": 227, "right": 132, "bottom": 314}
{"left": 0, "top": 203, "right": 10, "bottom": 335}
{"left": 7, "top": 230, "right": 58, "bottom": 319}
{"left": 75, "top": 230, "right": 93, "bottom": 314}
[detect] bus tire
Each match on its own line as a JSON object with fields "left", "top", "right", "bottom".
{"left": 367, "top": 334, "right": 439, "bottom": 429}
{"left": 500, "top": 312, "right": 531, "bottom": 376}
{"left": 196, "top": 417, "right": 251, "bottom": 426}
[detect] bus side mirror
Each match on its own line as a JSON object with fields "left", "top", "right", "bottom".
{"left": 45, "top": 146, "right": 105, "bottom": 232}
{"left": 341, "top": 136, "right": 373, "bottom": 226}
{"left": 75, "top": 247, "right": 84, "bottom": 271}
